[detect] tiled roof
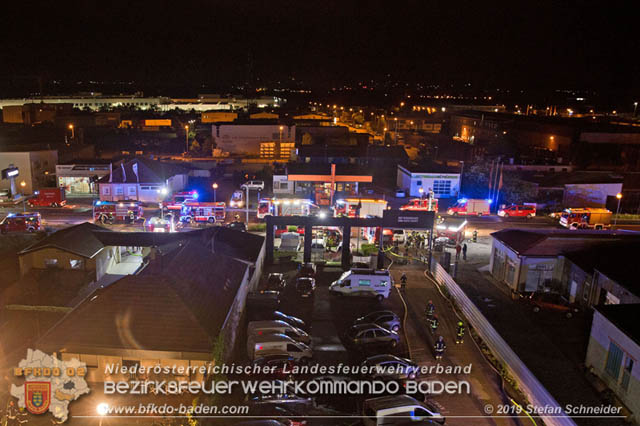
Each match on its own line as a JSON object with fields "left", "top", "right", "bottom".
{"left": 37, "top": 240, "right": 248, "bottom": 353}
{"left": 19, "top": 223, "right": 109, "bottom": 258}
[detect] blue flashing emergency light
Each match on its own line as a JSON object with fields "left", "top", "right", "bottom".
{"left": 486, "top": 199, "right": 493, "bottom": 204}
{"left": 457, "top": 198, "right": 468, "bottom": 204}
{"left": 192, "top": 191, "right": 199, "bottom": 199}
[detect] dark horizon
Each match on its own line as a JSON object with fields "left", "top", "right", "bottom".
{"left": 0, "top": 1, "right": 638, "bottom": 104}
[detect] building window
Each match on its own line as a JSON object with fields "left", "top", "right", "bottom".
{"left": 605, "top": 341, "right": 623, "bottom": 379}
{"left": 44, "top": 259, "right": 58, "bottom": 268}
{"left": 102, "top": 186, "right": 111, "bottom": 195}
{"left": 70, "top": 259, "right": 83, "bottom": 269}
{"left": 433, "top": 180, "right": 452, "bottom": 196}
{"left": 114, "top": 186, "right": 124, "bottom": 196}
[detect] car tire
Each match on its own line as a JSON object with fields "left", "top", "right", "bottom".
{"left": 389, "top": 340, "right": 397, "bottom": 348}
{"left": 565, "top": 312, "right": 573, "bottom": 319}
{"left": 477, "top": 212, "right": 483, "bottom": 217}
{"left": 392, "top": 324, "right": 400, "bottom": 332}
{"left": 527, "top": 213, "right": 533, "bottom": 219}
{"left": 532, "top": 306, "right": 541, "bottom": 313}
{"left": 504, "top": 213, "right": 509, "bottom": 218}
{"left": 452, "top": 212, "right": 458, "bottom": 216}
{"left": 207, "top": 217, "right": 215, "bottom": 224}
{"left": 376, "top": 295, "right": 384, "bottom": 302}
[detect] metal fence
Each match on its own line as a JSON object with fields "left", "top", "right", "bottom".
{"left": 431, "top": 261, "right": 577, "bottom": 426}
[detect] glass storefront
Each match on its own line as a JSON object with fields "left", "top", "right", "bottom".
{"left": 58, "top": 176, "right": 96, "bottom": 194}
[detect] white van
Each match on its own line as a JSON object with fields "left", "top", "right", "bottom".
{"left": 279, "top": 232, "right": 301, "bottom": 251}
{"left": 329, "top": 268, "right": 393, "bottom": 301}
{"left": 247, "top": 320, "right": 311, "bottom": 344}
{"left": 362, "top": 395, "right": 445, "bottom": 425}
{"left": 247, "top": 333, "right": 313, "bottom": 362}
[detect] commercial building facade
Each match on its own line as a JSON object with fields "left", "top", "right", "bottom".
{"left": 396, "top": 165, "right": 460, "bottom": 198}
{"left": 56, "top": 163, "right": 111, "bottom": 195}
{"left": 212, "top": 124, "right": 295, "bottom": 155}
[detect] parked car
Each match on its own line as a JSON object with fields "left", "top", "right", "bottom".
{"left": 247, "top": 291, "right": 281, "bottom": 312}
{"left": 247, "top": 405, "right": 308, "bottom": 426}
{"left": 251, "top": 355, "right": 301, "bottom": 380}
{"left": 248, "top": 310, "right": 307, "bottom": 329}
{"left": 521, "top": 291, "right": 579, "bottom": 318}
{"left": 297, "top": 262, "right": 317, "bottom": 278}
{"left": 266, "top": 273, "right": 287, "bottom": 291}
{"left": 242, "top": 180, "right": 265, "bottom": 191}
{"left": 343, "top": 324, "right": 400, "bottom": 351}
{"left": 497, "top": 204, "right": 536, "bottom": 218}
{"left": 392, "top": 229, "right": 406, "bottom": 244}
{"left": 355, "top": 311, "right": 401, "bottom": 332}
{"left": 360, "top": 354, "right": 418, "bottom": 381}
{"left": 146, "top": 216, "right": 172, "bottom": 232}
{"left": 295, "top": 277, "right": 316, "bottom": 298}
{"left": 227, "top": 221, "right": 247, "bottom": 232}
{"left": 362, "top": 395, "right": 445, "bottom": 425}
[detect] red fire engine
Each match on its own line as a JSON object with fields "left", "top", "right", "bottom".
{"left": 334, "top": 198, "right": 388, "bottom": 218}
{"left": 165, "top": 190, "right": 199, "bottom": 210}
{"left": 28, "top": 188, "right": 66, "bottom": 207}
{"left": 93, "top": 201, "right": 144, "bottom": 224}
{"left": 257, "top": 198, "right": 317, "bottom": 219}
{"left": 180, "top": 202, "right": 226, "bottom": 223}
{"left": 0, "top": 212, "right": 42, "bottom": 233}
{"left": 400, "top": 198, "right": 438, "bottom": 212}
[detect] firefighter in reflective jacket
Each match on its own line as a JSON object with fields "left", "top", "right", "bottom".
{"left": 6, "top": 401, "right": 18, "bottom": 426}
{"left": 456, "top": 321, "right": 466, "bottom": 344}
{"left": 434, "top": 336, "right": 446, "bottom": 359}
{"left": 429, "top": 314, "right": 439, "bottom": 334}
{"left": 425, "top": 300, "right": 435, "bottom": 318}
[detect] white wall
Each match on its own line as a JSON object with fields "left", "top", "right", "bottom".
{"left": 396, "top": 166, "right": 460, "bottom": 198}
{"left": 0, "top": 151, "right": 57, "bottom": 195}
{"left": 273, "top": 175, "right": 294, "bottom": 194}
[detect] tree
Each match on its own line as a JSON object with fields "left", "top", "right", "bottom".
{"left": 190, "top": 140, "right": 201, "bottom": 153}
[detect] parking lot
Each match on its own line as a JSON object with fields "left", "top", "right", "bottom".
{"left": 234, "top": 258, "right": 518, "bottom": 426}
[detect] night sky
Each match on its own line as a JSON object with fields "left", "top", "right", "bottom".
{"left": 0, "top": 1, "right": 637, "bottom": 95}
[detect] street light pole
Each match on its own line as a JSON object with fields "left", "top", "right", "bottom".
{"left": 68, "top": 124, "right": 74, "bottom": 139}
{"left": 212, "top": 183, "right": 218, "bottom": 203}
{"left": 184, "top": 125, "right": 189, "bottom": 153}
{"left": 614, "top": 193, "right": 622, "bottom": 227}
{"left": 634, "top": 102, "right": 638, "bottom": 118}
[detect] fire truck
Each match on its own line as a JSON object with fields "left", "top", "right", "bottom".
{"left": 28, "top": 188, "right": 66, "bottom": 207}
{"left": 559, "top": 208, "right": 612, "bottom": 230}
{"left": 93, "top": 201, "right": 144, "bottom": 224}
{"left": 400, "top": 197, "right": 438, "bottom": 212}
{"left": 257, "top": 198, "right": 317, "bottom": 219}
{"left": 165, "top": 190, "right": 199, "bottom": 211}
{"left": 446, "top": 198, "right": 492, "bottom": 216}
{"left": 180, "top": 202, "right": 226, "bottom": 223}
{"left": 334, "top": 198, "right": 388, "bottom": 218}
{"left": 0, "top": 212, "right": 42, "bottom": 233}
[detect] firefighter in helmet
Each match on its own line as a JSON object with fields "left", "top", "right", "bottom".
{"left": 456, "top": 321, "right": 466, "bottom": 344}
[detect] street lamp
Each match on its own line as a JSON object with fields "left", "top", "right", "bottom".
{"left": 279, "top": 125, "right": 284, "bottom": 144}
{"left": 184, "top": 125, "right": 189, "bottom": 153}
{"left": 68, "top": 124, "right": 74, "bottom": 139}
{"left": 20, "top": 180, "right": 26, "bottom": 212}
{"left": 212, "top": 182, "right": 218, "bottom": 202}
{"left": 634, "top": 102, "right": 638, "bottom": 117}
{"left": 419, "top": 187, "right": 424, "bottom": 199}
{"left": 614, "top": 193, "right": 623, "bottom": 227}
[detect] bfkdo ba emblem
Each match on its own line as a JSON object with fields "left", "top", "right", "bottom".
{"left": 25, "top": 382, "right": 51, "bottom": 415}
